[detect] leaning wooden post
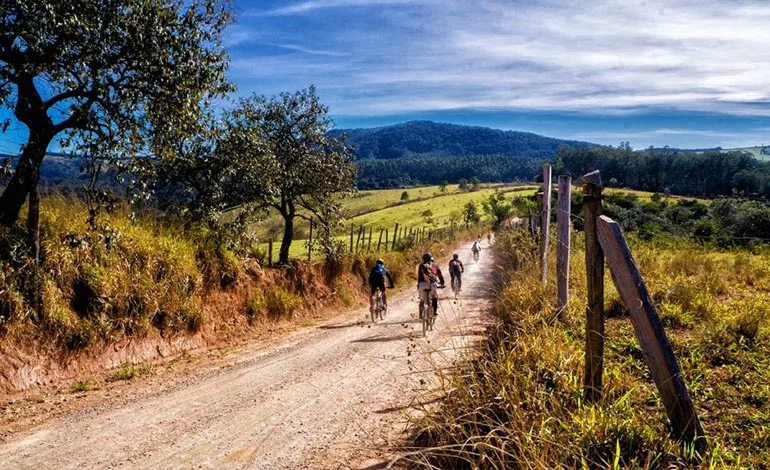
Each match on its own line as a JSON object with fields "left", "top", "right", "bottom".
{"left": 540, "top": 164, "right": 552, "bottom": 284}
{"left": 350, "top": 223, "right": 355, "bottom": 253}
{"left": 597, "top": 215, "right": 706, "bottom": 449}
{"left": 307, "top": 219, "right": 313, "bottom": 262}
{"left": 582, "top": 170, "right": 604, "bottom": 402}
{"left": 268, "top": 239, "right": 273, "bottom": 267}
{"left": 377, "top": 228, "right": 383, "bottom": 251}
{"left": 557, "top": 175, "right": 571, "bottom": 320}
{"left": 356, "top": 225, "right": 364, "bottom": 252}
{"left": 391, "top": 223, "right": 399, "bottom": 250}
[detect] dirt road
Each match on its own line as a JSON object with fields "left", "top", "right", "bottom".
{"left": 0, "top": 241, "right": 495, "bottom": 469}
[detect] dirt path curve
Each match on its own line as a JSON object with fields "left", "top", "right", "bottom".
{"left": 0, "top": 240, "right": 496, "bottom": 470}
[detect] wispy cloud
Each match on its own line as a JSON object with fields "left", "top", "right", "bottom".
{"left": 227, "top": 0, "right": 770, "bottom": 146}
{"left": 249, "top": 0, "right": 429, "bottom": 17}
{"left": 272, "top": 43, "right": 351, "bottom": 57}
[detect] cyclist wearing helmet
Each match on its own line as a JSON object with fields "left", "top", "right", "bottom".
{"left": 448, "top": 253, "right": 464, "bottom": 290}
{"left": 369, "top": 259, "right": 395, "bottom": 314}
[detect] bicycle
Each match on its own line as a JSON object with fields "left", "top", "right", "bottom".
{"left": 371, "top": 288, "right": 386, "bottom": 323}
{"left": 472, "top": 249, "right": 480, "bottom": 262}
{"left": 419, "top": 285, "right": 443, "bottom": 336}
{"left": 451, "top": 275, "right": 461, "bottom": 300}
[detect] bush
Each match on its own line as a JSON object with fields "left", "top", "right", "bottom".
{"left": 265, "top": 287, "right": 303, "bottom": 319}
{"left": 0, "top": 195, "right": 231, "bottom": 349}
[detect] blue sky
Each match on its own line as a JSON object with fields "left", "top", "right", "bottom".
{"left": 3, "top": 0, "right": 770, "bottom": 153}
{"left": 225, "top": 0, "right": 770, "bottom": 149}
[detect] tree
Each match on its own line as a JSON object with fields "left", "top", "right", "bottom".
{"left": 469, "top": 176, "right": 480, "bottom": 191}
{"left": 439, "top": 181, "right": 448, "bottom": 192}
{"left": 482, "top": 194, "right": 512, "bottom": 229}
{"left": 401, "top": 191, "right": 410, "bottom": 201}
{"left": 462, "top": 201, "right": 480, "bottom": 228}
{"left": 458, "top": 178, "right": 468, "bottom": 191}
{"left": 0, "top": 0, "right": 233, "bottom": 226}
{"left": 238, "top": 87, "right": 356, "bottom": 264}
{"left": 144, "top": 113, "right": 277, "bottom": 228}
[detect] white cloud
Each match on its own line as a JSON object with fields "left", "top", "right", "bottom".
{"left": 233, "top": 0, "right": 770, "bottom": 118}
{"left": 250, "top": 0, "right": 431, "bottom": 17}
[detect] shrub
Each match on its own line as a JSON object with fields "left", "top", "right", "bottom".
{"left": 265, "top": 287, "right": 303, "bottom": 319}
{"left": 71, "top": 380, "right": 91, "bottom": 393}
{"left": 247, "top": 291, "right": 265, "bottom": 320}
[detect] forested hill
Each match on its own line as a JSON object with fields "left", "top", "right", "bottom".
{"left": 331, "top": 121, "right": 594, "bottom": 160}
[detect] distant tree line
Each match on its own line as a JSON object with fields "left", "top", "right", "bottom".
{"left": 573, "top": 191, "right": 770, "bottom": 246}
{"left": 357, "top": 155, "right": 542, "bottom": 189}
{"left": 555, "top": 144, "right": 770, "bottom": 198}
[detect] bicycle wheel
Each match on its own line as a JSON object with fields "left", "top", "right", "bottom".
{"left": 371, "top": 292, "right": 378, "bottom": 323}
{"left": 422, "top": 298, "right": 431, "bottom": 336}
{"left": 378, "top": 295, "right": 385, "bottom": 320}
{"left": 429, "top": 299, "right": 436, "bottom": 331}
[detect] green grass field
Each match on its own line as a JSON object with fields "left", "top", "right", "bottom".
{"left": 727, "top": 146, "right": 770, "bottom": 161}
{"left": 256, "top": 184, "right": 538, "bottom": 260}
{"left": 257, "top": 183, "right": 712, "bottom": 261}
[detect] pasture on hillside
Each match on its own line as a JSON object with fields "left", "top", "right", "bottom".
{"left": 256, "top": 184, "right": 538, "bottom": 260}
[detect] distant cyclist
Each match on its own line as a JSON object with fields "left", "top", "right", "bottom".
{"left": 487, "top": 233, "right": 492, "bottom": 245}
{"left": 448, "top": 253, "right": 464, "bottom": 291}
{"left": 369, "top": 259, "right": 394, "bottom": 315}
{"left": 471, "top": 240, "right": 481, "bottom": 261}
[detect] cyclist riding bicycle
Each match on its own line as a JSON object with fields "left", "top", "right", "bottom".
{"left": 471, "top": 240, "right": 481, "bottom": 262}
{"left": 448, "top": 253, "right": 464, "bottom": 290}
{"left": 368, "top": 259, "right": 395, "bottom": 315}
{"left": 417, "top": 253, "right": 443, "bottom": 318}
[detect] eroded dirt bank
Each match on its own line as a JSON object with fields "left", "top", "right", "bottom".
{"left": 0, "top": 241, "right": 495, "bottom": 469}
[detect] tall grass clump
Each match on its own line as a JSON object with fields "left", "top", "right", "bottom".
{"left": 0, "top": 195, "right": 235, "bottom": 349}
{"left": 411, "top": 229, "right": 770, "bottom": 468}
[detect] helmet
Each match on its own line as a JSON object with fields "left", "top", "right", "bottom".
{"left": 422, "top": 253, "right": 432, "bottom": 263}
{"left": 452, "top": 253, "right": 459, "bottom": 260}
{"left": 376, "top": 258, "right": 384, "bottom": 265}
{"left": 430, "top": 256, "right": 435, "bottom": 262}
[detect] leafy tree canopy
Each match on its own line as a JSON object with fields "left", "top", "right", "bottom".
{"left": 0, "top": 0, "right": 234, "bottom": 225}
{"left": 234, "top": 87, "right": 356, "bottom": 264}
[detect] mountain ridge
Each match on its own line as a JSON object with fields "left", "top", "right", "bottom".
{"left": 330, "top": 120, "right": 596, "bottom": 160}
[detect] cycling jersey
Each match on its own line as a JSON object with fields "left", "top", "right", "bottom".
{"left": 368, "top": 265, "right": 394, "bottom": 293}
{"left": 448, "top": 259, "right": 464, "bottom": 275}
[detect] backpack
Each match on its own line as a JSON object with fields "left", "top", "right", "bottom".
{"left": 449, "top": 259, "right": 461, "bottom": 274}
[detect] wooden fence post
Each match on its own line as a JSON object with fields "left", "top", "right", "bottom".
{"left": 368, "top": 226, "right": 373, "bottom": 252}
{"left": 557, "top": 175, "right": 571, "bottom": 320}
{"left": 597, "top": 215, "right": 706, "bottom": 449}
{"left": 357, "top": 225, "right": 365, "bottom": 252}
{"left": 268, "top": 239, "right": 273, "bottom": 267}
{"left": 582, "top": 170, "right": 604, "bottom": 402}
{"left": 384, "top": 229, "right": 389, "bottom": 252}
{"left": 540, "top": 164, "right": 552, "bottom": 284}
{"left": 392, "top": 223, "right": 399, "bottom": 250}
{"left": 350, "top": 223, "right": 355, "bottom": 253}
{"left": 377, "top": 228, "right": 383, "bottom": 251}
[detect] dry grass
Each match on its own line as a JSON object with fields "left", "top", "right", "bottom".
{"left": 410, "top": 230, "right": 770, "bottom": 468}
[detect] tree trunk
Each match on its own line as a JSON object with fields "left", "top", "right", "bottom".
{"left": 279, "top": 208, "right": 295, "bottom": 265}
{"left": 0, "top": 134, "right": 51, "bottom": 227}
